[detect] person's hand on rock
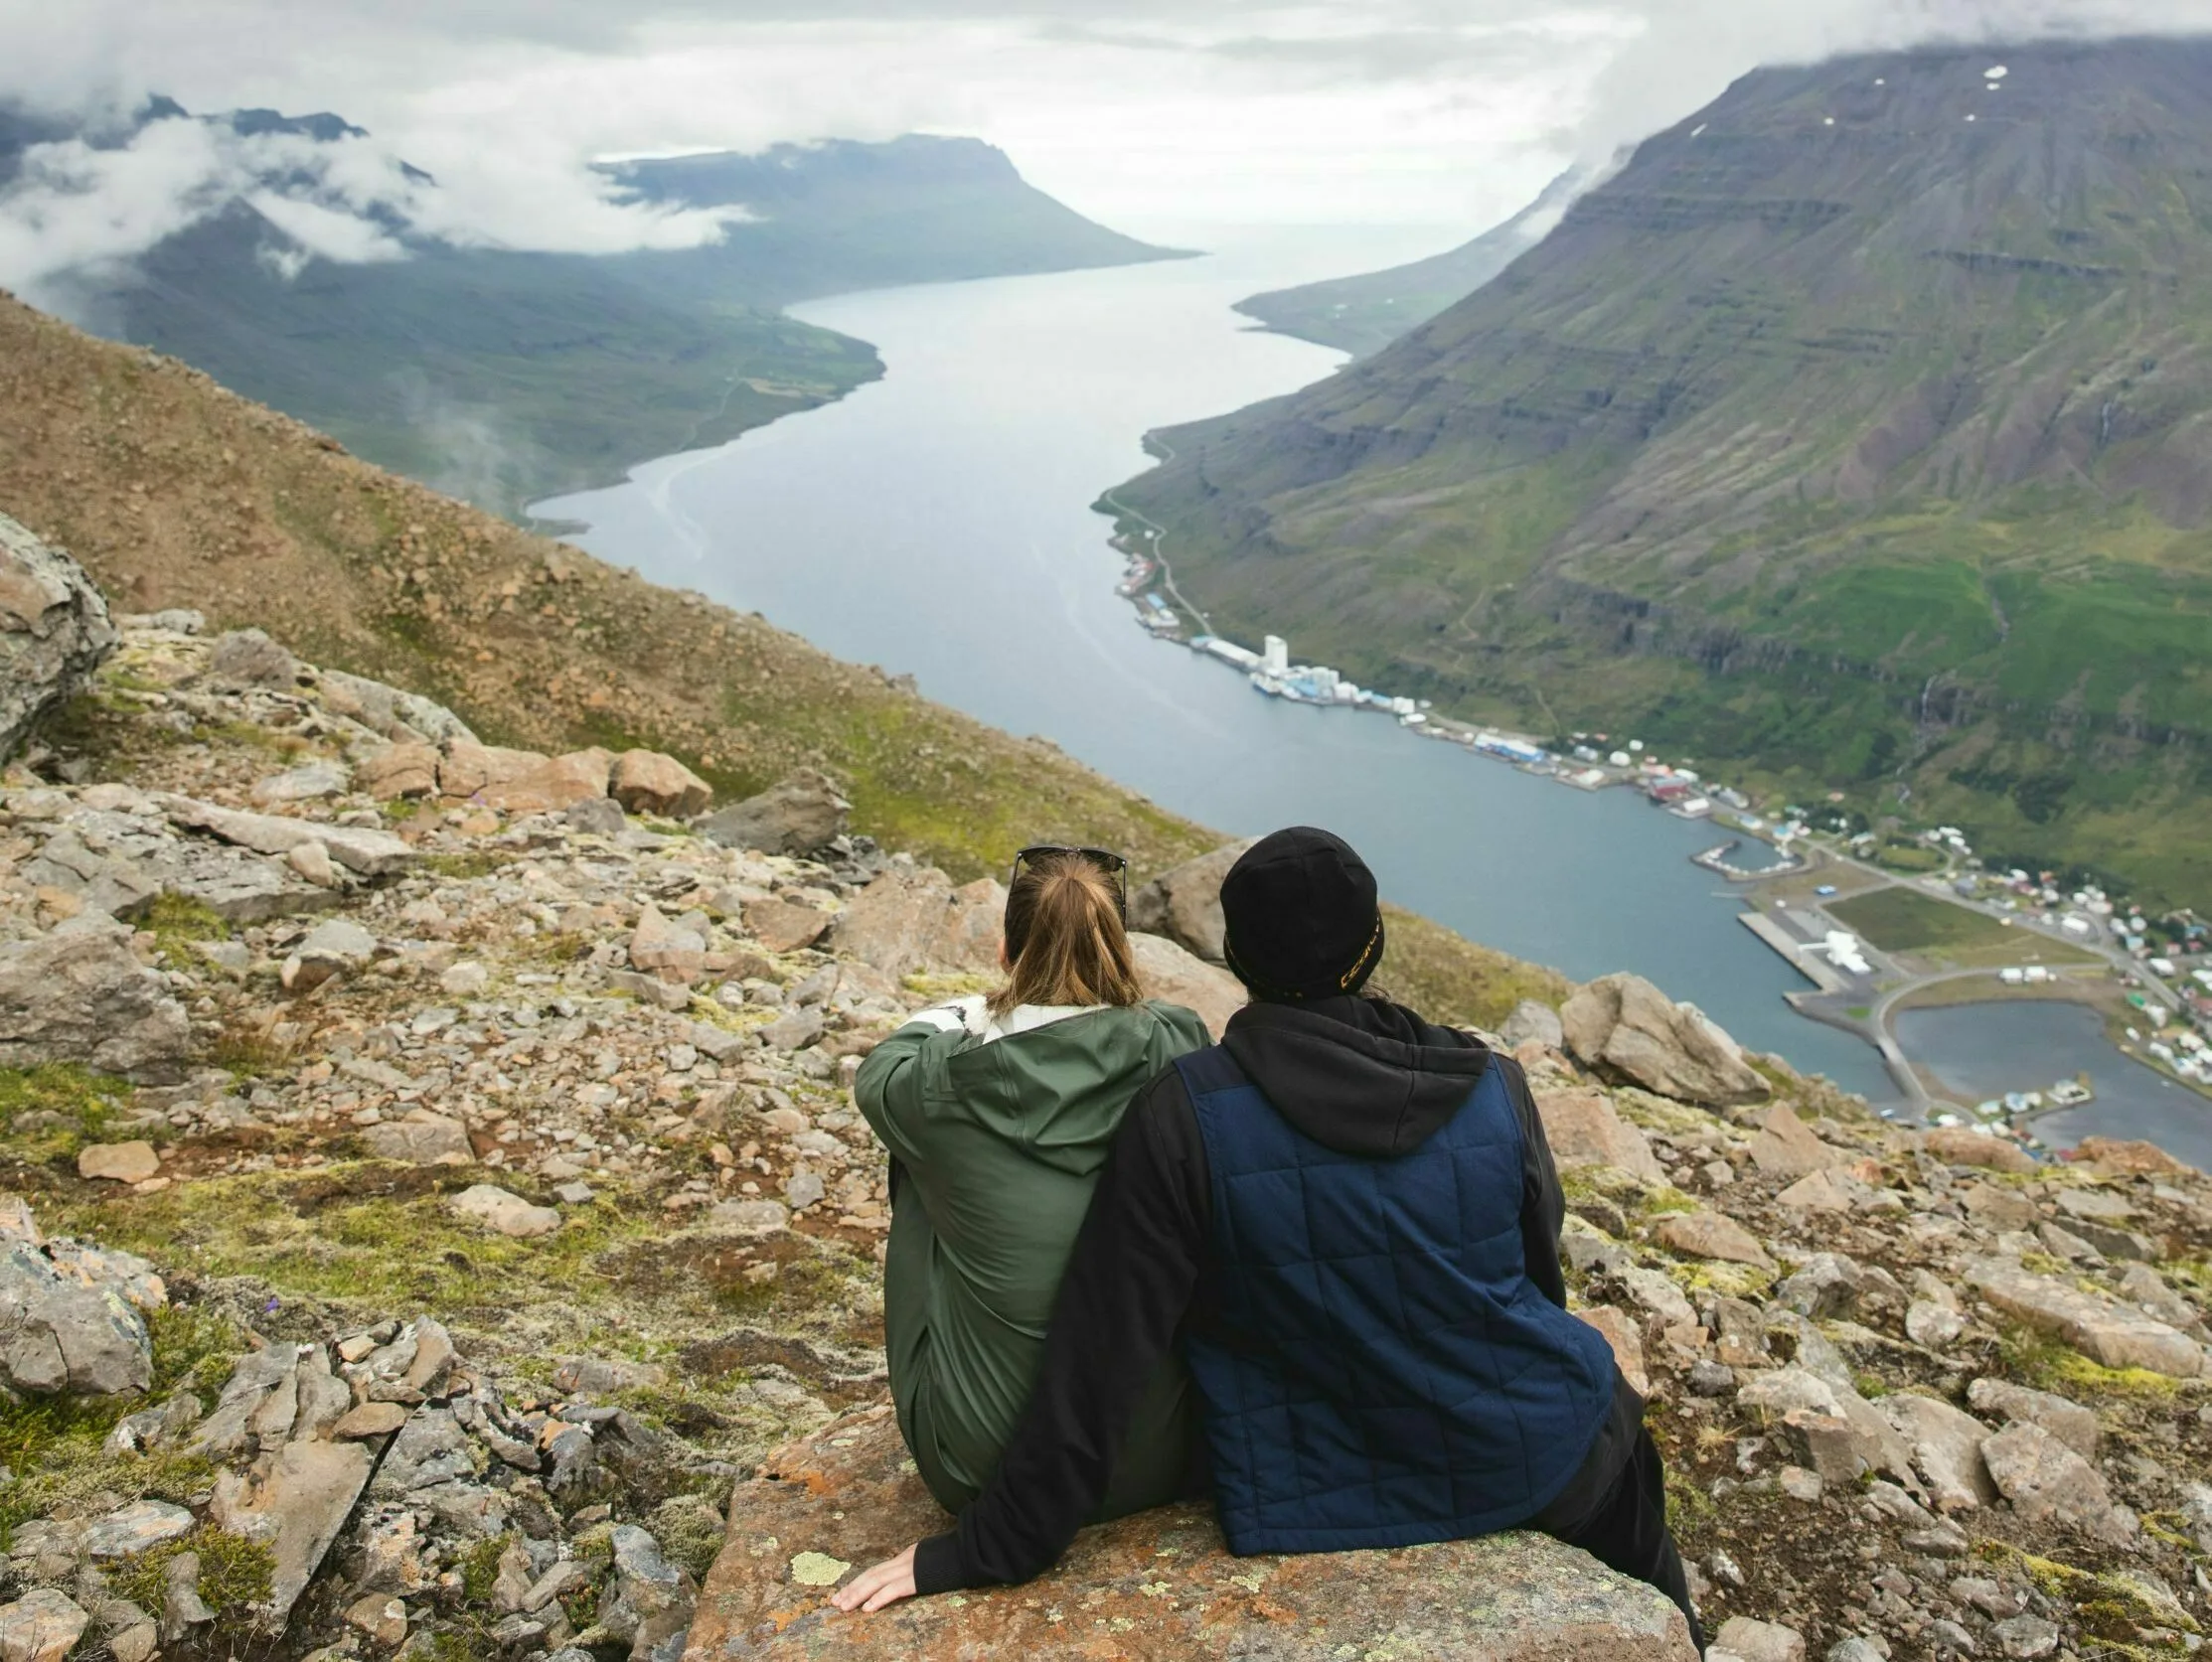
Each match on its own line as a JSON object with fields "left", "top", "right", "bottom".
{"left": 833, "top": 1544, "right": 918, "bottom": 1613}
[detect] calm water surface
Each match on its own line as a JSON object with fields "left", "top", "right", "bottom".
{"left": 1896, "top": 1002, "right": 2212, "bottom": 1172}
{"left": 537, "top": 229, "right": 2105, "bottom": 1112}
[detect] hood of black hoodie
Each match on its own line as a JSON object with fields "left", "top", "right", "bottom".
{"left": 1219, "top": 995, "right": 1493, "bottom": 1158}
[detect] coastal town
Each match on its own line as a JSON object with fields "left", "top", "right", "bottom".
{"left": 1114, "top": 535, "right": 2212, "bottom": 1149}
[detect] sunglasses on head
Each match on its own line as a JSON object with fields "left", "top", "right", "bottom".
{"left": 1010, "top": 844, "right": 1130, "bottom": 924}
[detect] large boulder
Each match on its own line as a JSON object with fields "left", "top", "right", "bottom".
{"left": 695, "top": 769, "right": 851, "bottom": 855}
{"left": 1127, "top": 838, "right": 1255, "bottom": 964}
{"left": 1535, "top": 1089, "right": 1665, "bottom": 1184}
{"left": 478, "top": 749, "right": 615, "bottom": 813}
{"left": 611, "top": 750, "right": 712, "bottom": 819}
{"left": 0, "top": 929, "right": 191, "bottom": 1082}
{"left": 1559, "top": 974, "right": 1770, "bottom": 1108}
{"left": 205, "top": 628, "right": 300, "bottom": 689}
{"left": 1129, "top": 932, "right": 1247, "bottom": 1040}
{"left": 319, "top": 669, "right": 476, "bottom": 745}
{"left": 1978, "top": 1422, "right": 2135, "bottom": 1547}
{"left": 212, "top": 1438, "right": 376, "bottom": 1619}
{"left": 0, "top": 512, "right": 117, "bottom": 765}
{"left": 829, "top": 867, "right": 1004, "bottom": 979}
{"left": 1745, "top": 1104, "right": 1846, "bottom": 1179}
{"left": 1966, "top": 1257, "right": 2203, "bottom": 1378}
{"left": 437, "top": 740, "right": 548, "bottom": 800}
{"left": 160, "top": 795, "right": 413, "bottom": 878}
{"left": 683, "top": 1409, "right": 1699, "bottom": 1662}
{"left": 0, "top": 1206, "right": 164, "bottom": 1397}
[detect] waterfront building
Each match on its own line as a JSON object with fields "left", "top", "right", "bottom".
{"left": 1263, "top": 635, "right": 1290, "bottom": 676}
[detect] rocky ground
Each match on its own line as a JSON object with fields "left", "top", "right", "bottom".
{"left": 1, "top": 587, "right": 2209, "bottom": 1662}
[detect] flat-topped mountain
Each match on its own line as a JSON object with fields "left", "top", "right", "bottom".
{"left": 11, "top": 104, "right": 1182, "bottom": 515}
{"left": 1112, "top": 37, "right": 2212, "bottom": 907}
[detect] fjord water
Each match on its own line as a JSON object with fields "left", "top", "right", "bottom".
{"left": 1896, "top": 1003, "right": 2212, "bottom": 1173}
{"left": 535, "top": 229, "right": 1898, "bottom": 1100}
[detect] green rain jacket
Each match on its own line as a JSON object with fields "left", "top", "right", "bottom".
{"left": 856, "top": 996, "right": 1210, "bottom": 1517}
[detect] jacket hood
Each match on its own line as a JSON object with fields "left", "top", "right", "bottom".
{"left": 1220, "top": 995, "right": 1492, "bottom": 1158}
{"left": 934, "top": 999, "right": 1204, "bottom": 1175}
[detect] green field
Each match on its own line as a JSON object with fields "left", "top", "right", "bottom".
{"left": 1827, "top": 887, "right": 2101, "bottom": 971}
{"left": 1830, "top": 887, "right": 2011, "bottom": 954}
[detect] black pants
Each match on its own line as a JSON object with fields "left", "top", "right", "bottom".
{"left": 1533, "top": 1382, "right": 1706, "bottom": 1655}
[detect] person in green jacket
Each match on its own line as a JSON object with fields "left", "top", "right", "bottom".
{"left": 856, "top": 845, "right": 1210, "bottom": 1519}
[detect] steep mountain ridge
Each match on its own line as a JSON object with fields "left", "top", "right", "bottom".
{"left": 1234, "top": 161, "right": 1608, "bottom": 357}
{"left": 1112, "top": 37, "right": 2212, "bottom": 906}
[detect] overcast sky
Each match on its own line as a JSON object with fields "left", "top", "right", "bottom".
{"left": 5, "top": 0, "right": 2210, "bottom": 294}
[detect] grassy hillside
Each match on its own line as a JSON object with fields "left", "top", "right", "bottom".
{"left": 1115, "top": 39, "right": 2212, "bottom": 910}
{"left": 0, "top": 292, "right": 1561, "bottom": 1029}
{"left": 115, "top": 209, "right": 885, "bottom": 519}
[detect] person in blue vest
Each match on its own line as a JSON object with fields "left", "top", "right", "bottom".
{"left": 833, "top": 827, "right": 1704, "bottom": 1652}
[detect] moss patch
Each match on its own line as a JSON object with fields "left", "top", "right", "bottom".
{"left": 109, "top": 1526, "right": 275, "bottom": 1629}
{"left": 142, "top": 893, "right": 234, "bottom": 965}
{"left": 0, "top": 1064, "right": 132, "bottom": 1161}
{"left": 0, "top": 1305, "right": 239, "bottom": 1539}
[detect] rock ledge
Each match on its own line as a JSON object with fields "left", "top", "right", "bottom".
{"left": 684, "top": 1410, "right": 1698, "bottom": 1661}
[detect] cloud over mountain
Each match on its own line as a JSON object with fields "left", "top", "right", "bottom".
{"left": 1, "top": 0, "right": 2206, "bottom": 301}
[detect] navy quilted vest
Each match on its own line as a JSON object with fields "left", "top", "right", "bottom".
{"left": 1176, "top": 1043, "right": 1617, "bottom": 1555}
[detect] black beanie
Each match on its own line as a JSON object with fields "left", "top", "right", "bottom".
{"left": 1219, "top": 828, "right": 1385, "bottom": 1002}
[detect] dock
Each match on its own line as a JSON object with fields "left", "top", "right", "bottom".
{"left": 1739, "top": 911, "right": 1849, "bottom": 993}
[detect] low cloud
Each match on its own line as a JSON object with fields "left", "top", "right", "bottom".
{"left": 0, "top": 101, "right": 751, "bottom": 313}
{"left": 1, "top": 0, "right": 2208, "bottom": 291}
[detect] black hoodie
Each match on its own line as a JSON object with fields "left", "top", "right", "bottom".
{"left": 909, "top": 994, "right": 1576, "bottom": 1594}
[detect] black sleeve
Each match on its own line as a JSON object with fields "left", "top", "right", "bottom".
{"left": 911, "top": 1068, "right": 1211, "bottom": 1595}
{"left": 1501, "top": 1055, "right": 1568, "bottom": 1308}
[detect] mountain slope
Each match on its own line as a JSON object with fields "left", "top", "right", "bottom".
{"left": 19, "top": 109, "right": 1183, "bottom": 516}
{"left": 1113, "top": 38, "right": 2212, "bottom": 907}
{"left": 0, "top": 290, "right": 1555, "bottom": 1028}
{"left": 1234, "top": 163, "right": 1604, "bottom": 357}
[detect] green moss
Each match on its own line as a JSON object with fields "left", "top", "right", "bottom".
{"left": 190, "top": 719, "right": 307, "bottom": 760}
{"left": 459, "top": 1534, "right": 512, "bottom": 1604}
{"left": 142, "top": 893, "right": 233, "bottom": 964}
{"left": 1981, "top": 1544, "right": 2200, "bottom": 1645}
{"left": 0, "top": 1064, "right": 130, "bottom": 1160}
{"left": 649, "top": 1495, "right": 726, "bottom": 1582}
{"left": 1996, "top": 1321, "right": 2182, "bottom": 1402}
{"left": 111, "top": 1527, "right": 274, "bottom": 1625}
{"left": 0, "top": 1306, "right": 239, "bottom": 1539}
{"left": 44, "top": 1167, "right": 664, "bottom": 1313}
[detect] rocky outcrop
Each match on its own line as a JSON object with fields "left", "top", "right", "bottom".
{"left": 0, "top": 1201, "right": 163, "bottom": 1396}
{"left": 160, "top": 794, "right": 414, "bottom": 878}
{"left": 1501, "top": 998, "right": 1566, "bottom": 1051}
{"left": 696, "top": 769, "right": 850, "bottom": 855}
{"left": 1126, "top": 837, "right": 1253, "bottom": 963}
{"left": 1560, "top": 974, "right": 1771, "bottom": 1107}
{"left": 828, "top": 865, "right": 1004, "bottom": 978}
{"left": 1536, "top": 1088, "right": 1666, "bottom": 1183}
{"left": 1966, "top": 1257, "right": 2203, "bottom": 1378}
{"left": 318, "top": 668, "right": 476, "bottom": 745}
{"left": 612, "top": 750, "right": 713, "bottom": 820}
{"left": 0, "top": 929, "right": 191, "bottom": 1082}
{"left": 0, "top": 513, "right": 116, "bottom": 766}
{"left": 683, "top": 1410, "right": 1700, "bottom": 1661}
{"left": 1128, "top": 931, "right": 1246, "bottom": 1039}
